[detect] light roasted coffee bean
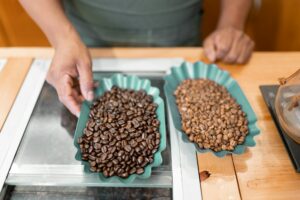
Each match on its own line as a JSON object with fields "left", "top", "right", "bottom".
{"left": 174, "top": 79, "right": 249, "bottom": 152}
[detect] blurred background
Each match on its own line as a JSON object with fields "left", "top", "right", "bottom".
{"left": 0, "top": 0, "right": 300, "bottom": 51}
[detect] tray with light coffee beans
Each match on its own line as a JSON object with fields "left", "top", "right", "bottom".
{"left": 74, "top": 74, "right": 166, "bottom": 182}
{"left": 164, "top": 61, "right": 260, "bottom": 157}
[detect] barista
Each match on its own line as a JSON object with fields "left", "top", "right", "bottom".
{"left": 20, "top": 0, "right": 254, "bottom": 116}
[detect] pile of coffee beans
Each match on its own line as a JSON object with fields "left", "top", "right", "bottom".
{"left": 78, "top": 86, "right": 161, "bottom": 178}
{"left": 174, "top": 79, "right": 249, "bottom": 152}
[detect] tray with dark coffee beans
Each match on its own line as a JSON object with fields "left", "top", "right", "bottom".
{"left": 74, "top": 74, "right": 166, "bottom": 183}
{"left": 164, "top": 61, "right": 260, "bottom": 157}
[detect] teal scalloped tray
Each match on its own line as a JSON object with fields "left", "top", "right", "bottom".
{"left": 74, "top": 74, "right": 166, "bottom": 183}
{"left": 164, "top": 61, "right": 260, "bottom": 157}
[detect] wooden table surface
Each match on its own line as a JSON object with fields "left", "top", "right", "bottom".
{"left": 1, "top": 47, "right": 300, "bottom": 200}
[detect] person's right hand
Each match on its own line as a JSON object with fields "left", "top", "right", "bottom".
{"left": 46, "top": 35, "right": 94, "bottom": 117}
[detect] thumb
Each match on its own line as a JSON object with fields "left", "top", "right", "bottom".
{"left": 77, "top": 58, "right": 94, "bottom": 101}
{"left": 203, "top": 36, "right": 216, "bottom": 62}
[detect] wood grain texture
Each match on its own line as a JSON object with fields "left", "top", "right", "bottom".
{"left": 225, "top": 54, "right": 300, "bottom": 200}
{"left": 0, "top": 58, "right": 32, "bottom": 131}
{"left": 0, "top": 48, "right": 300, "bottom": 199}
{"left": 206, "top": 52, "right": 300, "bottom": 200}
{"left": 198, "top": 154, "right": 241, "bottom": 200}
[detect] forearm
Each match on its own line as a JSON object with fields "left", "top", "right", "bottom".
{"left": 217, "top": 0, "right": 252, "bottom": 30}
{"left": 19, "top": 0, "right": 80, "bottom": 48}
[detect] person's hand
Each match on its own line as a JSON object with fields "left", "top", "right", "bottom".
{"left": 203, "top": 27, "right": 255, "bottom": 64}
{"left": 46, "top": 35, "right": 93, "bottom": 117}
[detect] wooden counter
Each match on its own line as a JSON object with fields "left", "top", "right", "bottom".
{"left": 1, "top": 47, "right": 300, "bottom": 200}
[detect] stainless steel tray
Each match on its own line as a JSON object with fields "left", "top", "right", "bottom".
{"left": 1, "top": 58, "right": 201, "bottom": 200}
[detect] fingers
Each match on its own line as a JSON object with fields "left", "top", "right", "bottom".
{"left": 223, "top": 32, "right": 244, "bottom": 64}
{"left": 236, "top": 39, "right": 255, "bottom": 64}
{"left": 77, "top": 55, "right": 94, "bottom": 101}
{"left": 203, "top": 36, "right": 217, "bottom": 62}
{"left": 204, "top": 28, "right": 254, "bottom": 64}
{"left": 214, "top": 29, "right": 233, "bottom": 60}
{"left": 57, "top": 74, "right": 81, "bottom": 117}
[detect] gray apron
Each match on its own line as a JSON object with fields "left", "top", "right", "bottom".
{"left": 63, "top": 0, "right": 203, "bottom": 47}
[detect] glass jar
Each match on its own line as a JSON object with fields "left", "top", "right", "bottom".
{"left": 275, "top": 69, "right": 300, "bottom": 144}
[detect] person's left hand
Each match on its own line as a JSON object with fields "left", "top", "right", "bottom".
{"left": 203, "top": 27, "right": 255, "bottom": 64}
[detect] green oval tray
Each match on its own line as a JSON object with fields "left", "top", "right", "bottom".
{"left": 74, "top": 74, "right": 167, "bottom": 183}
{"left": 164, "top": 61, "right": 260, "bottom": 157}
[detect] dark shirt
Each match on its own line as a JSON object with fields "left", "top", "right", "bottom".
{"left": 63, "top": 0, "right": 203, "bottom": 47}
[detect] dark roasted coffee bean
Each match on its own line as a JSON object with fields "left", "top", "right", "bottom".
{"left": 118, "top": 150, "right": 124, "bottom": 157}
{"left": 109, "top": 139, "right": 116, "bottom": 146}
{"left": 120, "top": 133, "right": 127, "bottom": 139}
{"left": 155, "top": 139, "right": 160, "bottom": 145}
{"left": 128, "top": 128, "right": 135, "bottom": 133}
{"left": 88, "top": 155, "right": 96, "bottom": 161}
{"left": 103, "top": 170, "right": 109, "bottom": 177}
{"left": 90, "top": 161, "right": 96, "bottom": 167}
{"left": 130, "top": 140, "right": 138, "bottom": 148}
{"left": 117, "top": 168, "right": 124, "bottom": 175}
{"left": 141, "top": 141, "right": 147, "bottom": 148}
{"left": 137, "top": 156, "right": 144, "bottom": 164}
{"left": 149, "top": 157, "right": 154, "bottom": 163}
{"left": 100, "top": 153, "right": 107, "bottom": 161}
{"left": 118, "top": 120, "right": 125, "bottom": 125}
{"left": 152, "top": 148, "right": 158, "bottom": 154}
{"left": 107, "top": 153, "right": 113, "bottom": 160}
{"left": 94, "top": 143, "right": 101, "bottom": 150}
{"left": 112, "top": 159, "right": 119, "bottom": 165}
{"left": 109, "top": 170, "right": 114, "bottom": 177}
{"left": 109, "top": 128, "right": 116, "bottom": 134}
{"left": 121, "top": 140, "right": 128, "bottom": 147}
{"left": 126, "top": 110, "right": 134, "bottom": 116}
{"left": 105, "top": 123, "right": 112, "bottom": 129}
{"left": 132, "top": 119, "right": 139, "bottom": 128}
{"left": 100, "top": 135, "right": 108, "bottom": 140}
{"left": 110, "top": 146, "right": 116, "bottom": 154}
{"left": 93, "top": 137, "right": 100, "bottom": 143}
{"left": 121, "top": 172, "right": 129, "bottom": 178}
{"left": 148, "top": 144, "right": 153, "bottom": 150}
{"left": 136, "top": 137, "right": 143, "bottom": 143}
{"left": 129, "top": 167, "right": 136, "bottom": 174}
{"left": 96, "top": 158, "right": 101, "bottom": 164}
{"left": 90, "top": 167, "right": 97, "bottom": 172}
{"left": 135, "top": 147, "right": 141, "bottom": 153}
{"left": 94, "top": 132, "right": 99, "bottom": 137}
{"left": 114, "top": 133, "right": 121, "bottom": 140}
{"left": 107, "top": 162, "right": 113, "bottom": 168}
{"left": 85, "top": 130, "right": 93, "bottom": 137}
{"left": 101, "top": 146, "right": 107, "bottom": 153}
{"left": 88, "top": 146, "right": 93, "bottom": 153}
{"left": 132, "top": 156, "right": 136, "bottom": 162}
{"left": 124, "top": 145, "right": 132, "bottom": 152}
{"left": 78, "top": 86, "right": 161, "bottom": 178}
{"left": 136, "top": 168, "right": 144, "bottom": 175}
{"left": 141, "top": 161, "right": 148, "bottom": 167}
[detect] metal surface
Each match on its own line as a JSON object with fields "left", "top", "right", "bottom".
{"left": 2, "top": 58, "right": 202, "bottom": 200}
{"left": 3, "top": 186, "right": 172, "bottom": 200}
{"left": 0, "top": 60, "right": 49, "bottom": 193}
{"left": 260, "top": 85, "right": 300, "bottom": 172}
{"left": 8, "top": 77, "right": 172, "bottom": 188}
{"left": 168, "top": 108, "right": 201, "bottom": 200}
